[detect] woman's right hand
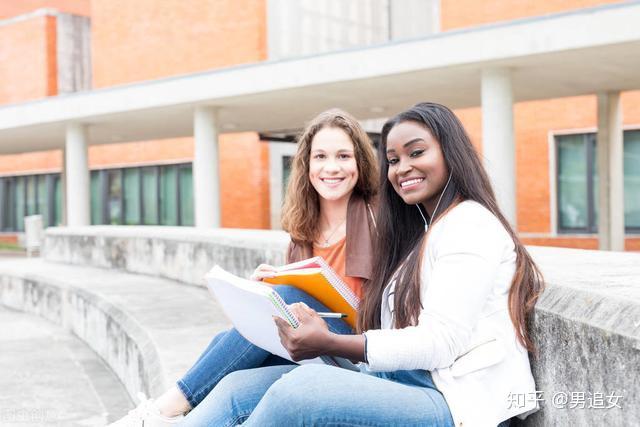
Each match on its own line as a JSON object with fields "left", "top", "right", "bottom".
{"left": 250, "top": 264, "right": 277, "bottom": 281}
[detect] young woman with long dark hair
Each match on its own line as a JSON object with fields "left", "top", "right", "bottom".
{"left": 111, "top": 109, "right": 378, "bottom": 426}
{"left": 182, "top": 102, "right": 544, "bottom": 427}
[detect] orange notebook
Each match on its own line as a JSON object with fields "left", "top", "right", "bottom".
{"left": 263, "top": 257, "right": 359, "bottom": 328}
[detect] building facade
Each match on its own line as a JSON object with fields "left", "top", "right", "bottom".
{"left": 0, "top": 0, "right": 638, "bottom": 250}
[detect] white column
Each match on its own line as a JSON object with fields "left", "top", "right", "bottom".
{"left": 193, "top": 106, "right": 221, "bottom": 228}
{"left": 65, "top": 123, "right": 90, "bottom": 226}
{"left": 481, "top": 68, "right": 516, "bottom": 226}
{"left": 597, "top": 92, "right": 625, "bottom": 251}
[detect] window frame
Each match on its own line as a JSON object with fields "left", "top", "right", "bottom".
{"left": 624, "top": 129, "right": 640, "bottom": 234}
{"left": 555, "top": 130, "right": 640, "bottom": 235}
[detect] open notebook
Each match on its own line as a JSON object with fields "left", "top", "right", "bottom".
{"left": 205, "top": 265, "right": 359, "bottom": 370}
{"left": 263, "top": 257, "right": 359, "bottom": 328}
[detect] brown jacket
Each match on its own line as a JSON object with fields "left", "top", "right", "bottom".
{"left": 286, "top": 193, "right": 377, "bottom": 281}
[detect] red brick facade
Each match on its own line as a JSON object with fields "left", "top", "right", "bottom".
{"left": 0, "top": 0, "right": 637, "bottom": 248}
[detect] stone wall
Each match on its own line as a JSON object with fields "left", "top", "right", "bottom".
{"left": 517, "top": 247, "right": 640, "bottom": 425}
{"left": 0, "top": 274, "right": 164, "bottom": 398}
{"left": 23, "top": 227, "right": 640, "bottom": 423}
{"left": 42, "top": 226, "right": 290, "bottom": 286}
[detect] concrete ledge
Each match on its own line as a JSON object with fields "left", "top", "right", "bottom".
{"left": 42, "top": 226, "right": 290, "bottom": 287}
{"left": 11, "top": 227, "right": 640, "bottom": 423}
{"left": 521, "top": 247, "right": 640, "bottom": 425}
{"left": 0, "top": 258, "right": 229, "bottom": 402}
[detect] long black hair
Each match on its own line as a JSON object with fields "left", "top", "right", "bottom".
{"left": 357, "top": 102, "right": 543, "bottom": 352}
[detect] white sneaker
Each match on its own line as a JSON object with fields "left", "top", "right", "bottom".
{"left": 109, "top": 393, "right": 184, "bottom": 427}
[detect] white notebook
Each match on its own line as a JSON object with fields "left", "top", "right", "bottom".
{"left": 205, "top": 265, "right": 359, "bottom": 370}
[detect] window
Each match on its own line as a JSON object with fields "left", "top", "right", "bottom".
{"left": 556, "top": 131, "right": 640, "bottom": 233}
{"left": 107, "top": 169, "right": 123, "bottom": 225}
{"left": 37, "top": 175, "right": 48, "bottom": 226}
{"left": 91, "top": 171, "right": 104, "bottom": 225}
{"left": 0, "top": 173, "right": 61, "bottom": 231}
{"left": 625, "top": 131, "right": 640, "bottom": 231}
{"left": 0, "top": 164, "right": 194, "bottom": 230}
{"left": 0, "top": 178, "right": 14, "bottom": 230}
{"left": 53, "top": 176, "right": 62, "bottom": 226}
{"left": 123, "top": 168, "right": 141, "bottom": 225}
{"left": 141, "top": 167, "right": 159, "bottom": 225}
{"left": 26, "top": 176, "right": 37, "bottom": 216}
{"left": 15, "top": 177, "right": 25, "bottom": 232}
{"left": 160, "top": 165, "right": 178, "bottom": 226}
{"left": 179, "top": 165, "right": 194, "bottom": 226}
{"left": 90, "top": 163, "right": 193, "bottom": 227}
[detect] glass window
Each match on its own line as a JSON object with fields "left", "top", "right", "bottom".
{"left": 15, "top": 176, "right": 25, "bottom": 231}
{"left": 625, "top": 130, "right": 640, "bottom": 230}
{"left": 557, "top": 134, "right": 591, "bottom": 231}
{"left": 142, "top": 167, "right": 158, "bottom": 225}
{"left": 107, "top": 169, "right": 122, "bottom": 225}
{"left": 557, "top": 131, "right": 639, "bottom": 233}
{"left": 179, "top": 165, "right": 194, "bottom": 226}
{"left": 91, "top": 171, "right": 104, "bottom": 225}
{"left": 160, "top": 165, "right": 178, "bottom": 226}
{"left": 37, "top": 175, "right": 48, "bottom": 226}
{"left": 26, "top": 175, "right": 37, "bottom": 216}
{"left": 53, "top": 175, "right": 62, "bottom": 226}
{"left": 0, "top": 178, "right": 9, "bottom": 230}
{"left": 123, "top": 168, "right": 141, "bottom": 225}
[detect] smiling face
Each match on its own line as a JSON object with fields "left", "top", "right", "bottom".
{"left": 385, "top": 121, "right": 449, "bottom": 215}
{"left": 308, "top": 126, "right": 359, "bottom": 204}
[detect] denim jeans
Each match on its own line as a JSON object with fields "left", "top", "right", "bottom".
{"left": 176, "top": 285, "right": 353, "bottom": 408}
{"left": 179, "top": 364, "right": 454, "bottom": 427}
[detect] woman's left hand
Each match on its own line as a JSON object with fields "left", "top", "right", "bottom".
{"left": 273, "top": 302, "right": 333, "bottom": 362}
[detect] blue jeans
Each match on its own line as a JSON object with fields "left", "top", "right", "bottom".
{"left": 176, "top": 285, "right": 353, "bottom": 408}
{"left": 179, "top": 364, "right": 454, "bottom": 426}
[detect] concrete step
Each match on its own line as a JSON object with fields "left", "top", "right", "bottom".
{"left": 0, "top": 258, "right": 231, "bottom": 417}
{"left": 0, "top": 305, "right": 132, "bottom": 426}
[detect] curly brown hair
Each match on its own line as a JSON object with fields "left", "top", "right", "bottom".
{"left": 281, "top": 109, "right": 378, "bottom": 243}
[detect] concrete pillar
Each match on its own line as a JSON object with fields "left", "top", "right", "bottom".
{"left": 65, "top": 123, "right": 90, "bottom": 226}
{"left": 597, "top": 92, "right": 625, "bottom": 251}
{"left": 481, "top": 68, "right": 516, "bottom": 226}
{"left": 193, "top": 106, "right": 221, "bottom": 228}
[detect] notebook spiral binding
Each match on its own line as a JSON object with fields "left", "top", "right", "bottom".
{"left": 269, "top": 292, "right": 300, "bottom": 328}
{"left": 315, "top": 257, "right": 359, "bottom": 309}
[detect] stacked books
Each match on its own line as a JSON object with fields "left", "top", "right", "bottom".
{"left": 263, "top": 257, "right": 359, "bottom": 328}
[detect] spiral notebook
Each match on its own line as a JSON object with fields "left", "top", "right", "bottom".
{"left": 205, "top": 265, "right": 358, "bottom": 370}
{"left": 263, "top": 257, "right": 359, "bottom": 328}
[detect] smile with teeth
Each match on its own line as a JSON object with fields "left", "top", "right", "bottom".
{"left": 321, "top": 178, "right": 344, "bottom": 185}
{"left": 400, "top": 178, "right": 424, "bottom": 189}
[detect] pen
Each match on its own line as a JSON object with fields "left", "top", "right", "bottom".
{"left": 317, "top": 312, "right": 347, "bottom": 319}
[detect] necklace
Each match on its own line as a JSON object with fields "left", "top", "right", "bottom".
{"left": 317, "top": 217, "right": 347, "bottom": 248}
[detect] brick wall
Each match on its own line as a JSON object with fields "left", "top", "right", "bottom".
{"left": 440, "top": 0, "right": 625, "bottom": 31}
{"left": 84, "top": 0, "right": 271, "bottom": 229}
{"left": 91, "top": 0, "right": 266, "bottom": 87}
{"left": 0, "top": 15, "right": 55, "bottom": 104}
{"left": 0, "top": 0, "right": 89, "bottom": 20}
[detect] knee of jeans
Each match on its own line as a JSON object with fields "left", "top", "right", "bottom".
{"left": 268, "top": 365, "right": 329, "bottom": 397}
{"left": 272, "top": 285, "right": 305, "bottom": 304}
{"left": 259, "top": 366, "right": 333, "bottom": 414}
{"left": 210, "top": 369, "right": 246, "bottom": 399}
{"left": 211, "top": 329, "right": 230, "bottom": 346}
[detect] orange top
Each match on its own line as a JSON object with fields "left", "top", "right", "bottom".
{"left": 313, "top": 237, "right": 363, "bottom": 299}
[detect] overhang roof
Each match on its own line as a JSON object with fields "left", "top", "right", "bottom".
{"left": 1, "top": 2, "right": 639, "bottom": 154}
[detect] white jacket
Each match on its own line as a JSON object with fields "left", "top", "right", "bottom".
{"left": 365, "top": 201, "right": 537, "bottom": 427}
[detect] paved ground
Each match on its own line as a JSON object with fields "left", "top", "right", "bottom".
{"left": 0, "top": 305, "right": 132, "bottom": 426}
